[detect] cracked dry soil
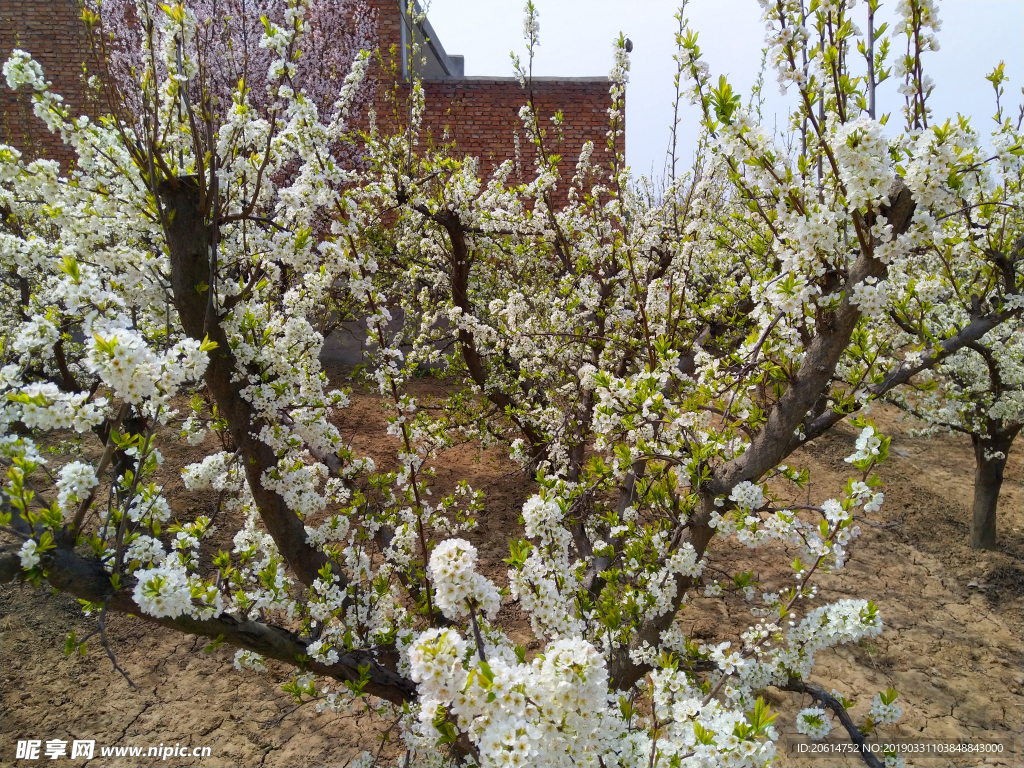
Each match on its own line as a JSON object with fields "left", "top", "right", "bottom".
{"left": 1, "top": 375, "right": 1021, "bottom": 768}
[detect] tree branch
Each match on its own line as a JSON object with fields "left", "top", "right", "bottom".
{"left": 0, "top": 542, "right": 416, "bottom": 706}
{"left": 609, "top": 180, "right": 917, "bottom": 692}
{"left": 800, "top": 307, "right": 1017, "bottom": 446}
{"left": 781, "top": 677, "right": 885, "bottom": 768}
{"left": 709, "top": 178, "right": 916, "bottom": 495}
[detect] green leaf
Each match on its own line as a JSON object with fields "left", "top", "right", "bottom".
{"left": 58, "top": 254, "right": 81, "bottom": 283}
{"left": 693, "top": 722, "right": 716, "bottom": 745}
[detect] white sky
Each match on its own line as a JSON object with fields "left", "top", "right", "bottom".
{"left": 424, "top": 0, "right": 1024, "bottom": 181}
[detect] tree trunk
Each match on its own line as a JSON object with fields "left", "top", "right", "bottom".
{"left": 159, "top": 177, "right": 333, "bottom": 586}
{"left": 970, "top": 432, "right": 1015, "bottom": 550}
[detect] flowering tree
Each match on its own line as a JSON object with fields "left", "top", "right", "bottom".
{"left": 672, "top": 0, "right": 1024, "bottom": 554}
{"left": 82, "top": 0, "right": 376, "bottom": 138}
{"left": 873, "top": 62, "right": 1024, "bottom": 549}
{"left": 887, "top": 319, "right": 1022, "bottom": 549}
{"left": 1, "top": 1, "right": 1020, "bottom": 767}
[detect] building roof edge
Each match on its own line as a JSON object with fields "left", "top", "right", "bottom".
{"left": 420, "top": 76, "right": 613, "bottom": 84}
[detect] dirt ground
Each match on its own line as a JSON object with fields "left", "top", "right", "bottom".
{"left": 1, "top": 371, "right": 1021, "bottom": 768}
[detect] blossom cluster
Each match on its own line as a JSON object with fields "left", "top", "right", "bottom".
{"left": 428, "top": 540, "right": 501, "bottom": 623}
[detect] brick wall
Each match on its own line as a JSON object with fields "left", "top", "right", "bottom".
{"left": 1, "top": 0, "right": 621, "bottom": 205}
{"left": 369, "top": 0, "right": 622, "bottom": 199}
{"left": 420, "top": 77, "right": 620, "bottom": 190}
{"left": 0, "top": 0, "right": 90, "bottom": 167}
{"left": 371, "top": 0, "right": 402, "bottom": 68}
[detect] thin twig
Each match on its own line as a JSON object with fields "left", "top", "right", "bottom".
{"left": 467, "top": 601, "right": 487, "bottom": 663}
{"left": 99, "top": 599, "right": 137, "bottom": 689}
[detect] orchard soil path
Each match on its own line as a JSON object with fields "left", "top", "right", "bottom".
{"left": 1, "top": 371, "right": 1021, "bottom": 768}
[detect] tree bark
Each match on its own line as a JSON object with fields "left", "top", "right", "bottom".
{"left": 158, "top": 177, "right": 333, "bottom": 587}
{"left": 970, "top": 430, "right": 1018, "bottom": 550}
